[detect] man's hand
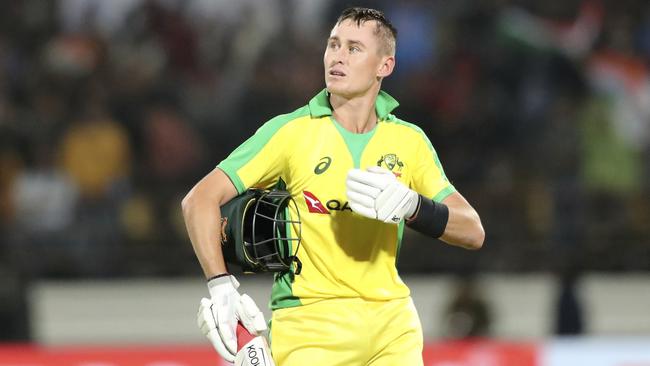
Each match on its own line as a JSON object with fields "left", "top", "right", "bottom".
{"left": 346, "top": 166, "right": 419, "bottom": 224}
{"left": 197, "top": 275, "right": 267, "bottom": 362}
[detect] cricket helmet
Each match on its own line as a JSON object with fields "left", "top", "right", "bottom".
{"left": 219, "top": 189, "right": 302, "bottom": 274}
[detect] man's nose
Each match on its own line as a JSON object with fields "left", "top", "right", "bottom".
{"left": 331, "top": 48, "right": 347, "bottom": 64}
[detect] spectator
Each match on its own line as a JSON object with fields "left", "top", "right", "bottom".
{"left": 442, "top": 276, "right": 492, "bottom": 339}
{"left": 554, "top": 269, "right": 585, "bottom": 335}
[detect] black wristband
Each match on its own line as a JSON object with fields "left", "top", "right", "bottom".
{"left": 206, "top": 273, "right": 230, "bottom": 282}
{"left": 406, "top": 195, "right": 449, "bottom": 238}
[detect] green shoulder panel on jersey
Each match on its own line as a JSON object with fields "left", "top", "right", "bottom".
{"left": 217, "top": 105, "right": 311, "bottom": 193}
{"left": 384, "top": 115, "right": 456, "bottom": 202}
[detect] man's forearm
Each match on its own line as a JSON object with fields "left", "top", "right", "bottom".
{"left": 406, "top": 192, "right": 484, "bottom": 250}
{"left": 182, "top": 168, "right": 239, "bottom": 278}
{"left": 182, "top": 194, "right": 229, "bottom": 278}
{"left": 439, "top": 202, "right": 484, "bottom": 250}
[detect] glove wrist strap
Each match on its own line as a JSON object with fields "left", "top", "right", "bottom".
{"left": 207, "top": 273, "right": 239, "bottom": 296}
{"left": 405, "top": 192, "right": 421, "bottom": 220}
{"left": 406, "top": 195, "right": 449, "bottom": 238}
{"left": 206, "top": 272, "right": 231, "bottom": 282}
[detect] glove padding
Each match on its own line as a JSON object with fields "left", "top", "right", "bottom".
{"left": 197, "top": 275, "right": 267, "bottom": 363}
{"left": 346, "top": 166, "right": 419, "bottom": 224}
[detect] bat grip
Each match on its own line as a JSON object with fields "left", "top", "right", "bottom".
{"left": 236, "top": 322, "right": 256, "bottom": 351}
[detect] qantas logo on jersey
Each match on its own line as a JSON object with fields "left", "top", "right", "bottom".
{"left": 302, "top": 191, "right": 352, "bottom": 214}
{"left": 303, "top": 191, "right": 329, "bottom": 214}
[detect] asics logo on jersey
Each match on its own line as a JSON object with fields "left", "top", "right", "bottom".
{"left": 303, "top": 191, "right": 329, "bottom": 214}
{"left": 313, "top": 157, "right": 332, "bottom": 175}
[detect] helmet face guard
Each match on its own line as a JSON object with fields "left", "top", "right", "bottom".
{"left": 220, "top": 189, "right": 302, "bottom": 274}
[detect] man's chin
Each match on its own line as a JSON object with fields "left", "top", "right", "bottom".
{"left": 325, "top": 84, "right": 350, "bottom": 98}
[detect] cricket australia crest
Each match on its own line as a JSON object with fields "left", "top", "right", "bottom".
{"left": 377, "top": 153, "right": 404, "bottom": 177}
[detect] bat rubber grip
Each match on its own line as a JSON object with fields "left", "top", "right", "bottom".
{"left": 236, "top": 322, "right": 256, "bottom": 351}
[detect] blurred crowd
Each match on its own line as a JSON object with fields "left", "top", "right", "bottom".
{"left": 0, "top": 0, "right": 649, "bottom": 284}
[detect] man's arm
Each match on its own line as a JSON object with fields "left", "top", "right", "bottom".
{"left": 181, "top": 167, "right": 239, "bottom": 278}
{"left": 439, "top": 191, "right": 484, "bottom": 250}
{"left": 184, "top": 168, "right": 270, "bottom": 362}
{"left": 346, "top": 167, "right": 484, "bottom": 250}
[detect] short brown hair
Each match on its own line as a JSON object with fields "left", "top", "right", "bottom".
{"left": 336, "top": 7, "right": 397, "bottom": 56}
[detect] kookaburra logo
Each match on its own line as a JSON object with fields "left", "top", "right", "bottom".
{"left": 245, "top": 344, "right": 264, "bottom": 365}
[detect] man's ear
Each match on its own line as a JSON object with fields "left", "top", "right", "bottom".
{"left": 377, "top": 55, "right": 395, "bottom": 79}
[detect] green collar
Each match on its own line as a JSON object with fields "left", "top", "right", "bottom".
{"left": 308, "top": 88, "right": 400, "bottom": 120}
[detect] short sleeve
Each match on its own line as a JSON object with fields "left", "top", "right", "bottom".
{"left": 410, "top": 132, "right": 456, "bottom": 202}
{"left": 217, "top": 116, "right": 293, "bottom": 194}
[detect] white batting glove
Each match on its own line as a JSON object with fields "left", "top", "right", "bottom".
{"left": 346, "top": 166, "right": 419, "bottom": 224}
{"left": 197, "top": 275, "right": 268, "bottom": 363}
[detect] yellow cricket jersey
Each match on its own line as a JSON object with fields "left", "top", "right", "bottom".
{"left": 218, "top": 89, "right": 455, "bottom": 310}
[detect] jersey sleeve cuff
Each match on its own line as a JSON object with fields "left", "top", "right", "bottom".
{"left": 216, "top": 164, "right": 246, "bottom": 194}
{"left": 432, "top": 185, "right": 456, "bottom": 203}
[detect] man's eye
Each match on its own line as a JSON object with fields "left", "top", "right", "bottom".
{"left": 349, "top": 46, "right": 360, "bottom": 53}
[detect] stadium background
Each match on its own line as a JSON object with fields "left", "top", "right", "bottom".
{"left": 0, "top": 0, "right": 648, "bottom": 365}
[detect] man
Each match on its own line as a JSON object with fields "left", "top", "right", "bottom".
{"left": 182, "top": 7, "right": 484, "bottom": 366}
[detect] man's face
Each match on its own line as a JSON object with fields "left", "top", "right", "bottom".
{"left": 324, "top": 19, "right": 389, "bottom": 98}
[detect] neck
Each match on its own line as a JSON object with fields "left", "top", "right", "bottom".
{"left": 329, "top": 87, "right": 380, "bottom": 134}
